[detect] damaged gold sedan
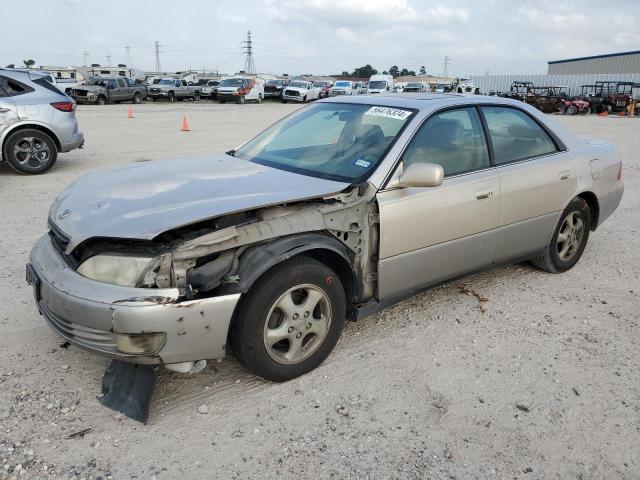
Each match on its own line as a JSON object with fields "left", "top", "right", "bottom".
{"left": 27, "top": 95, "right": 623, "bottom": 383}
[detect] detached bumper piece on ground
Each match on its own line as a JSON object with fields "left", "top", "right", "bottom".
{"left": 99, "top": 360, "right": 156, "bottom": 424}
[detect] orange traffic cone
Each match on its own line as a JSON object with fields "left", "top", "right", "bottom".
{"left": 180, "top": 116, "right": 190, "bottom": 132}
{"left": 127, "top": 106, "right": 134, "bottom": 119}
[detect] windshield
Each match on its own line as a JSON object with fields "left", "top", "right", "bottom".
{"left": 312, "top": 82, "right": 326, "bottom": 87}
{"left": 86, "top": 77, "right": 108, "bottom": 86}
{"left": 334, "top": 81, "right": 351, "bottom": 88}
{"left": 435, "top": 84, "right": 448, "bottom": 89}
{"left": 368, "top": 81, "right": 387, "bottom": 90}
{"left": 406, "top": 83, "right": 421, "bottom": 88}
{"left": 235, "top": 102, "right": 415, "bottom": 183}
{"left": 266, "top": 80, "right": 283, "bottom": 86}
{"left": 158, "top": 79, "right": 174, "bottom": 85}
{"left": 220, "top": 78, "right": 246, "bottom": 87}
{"left": 289, "top": 81, "right": 308, "bottom": 88}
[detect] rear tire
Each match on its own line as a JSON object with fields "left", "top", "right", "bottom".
{"left": 231, "top": 256, "right": 346, "bottom": 382}
{"left": 133, "top": 93, "right": 142, "bottom": 104}
{"left": 193, "top": 92, "right": 200, "bottom": 102}
{"left": 3, "top": 129, "right": 58, "bottom": 174}
{"left": 256, "top": 94, "right": 262, "bottom": 104}
{"left": 238, "top": 96, "right": 245, "bottom": 104}
{"left": 531, "top": 197, "right": 591, "bottom": 273}
{"left": 168, "top": 92, "right": 175, "bottom": 102}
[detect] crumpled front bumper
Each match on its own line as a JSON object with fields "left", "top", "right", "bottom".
{"left": 27, "top": 235, "right": 240, "bottom": 365}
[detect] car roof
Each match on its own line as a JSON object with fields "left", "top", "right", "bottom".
{"left": 317, "top": 93, "right": 531, "bottom": 112}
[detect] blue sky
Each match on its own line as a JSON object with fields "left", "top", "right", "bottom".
{"left": 2, "top": 0, "right": 638, "bottom": 76}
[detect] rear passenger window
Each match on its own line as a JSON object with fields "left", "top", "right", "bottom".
{"left": 481, "top": 107, "right": 558, "bottom": 164}
{"left": 403, "top": 107, "right": 490, "bottom": 177}
{"left": 0, "top": 76, "right": 33, "bottom": 97}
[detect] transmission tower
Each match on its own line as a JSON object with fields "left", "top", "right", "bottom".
{"left": 243, "top": 30, "right": 256, "bottom": 74}
{"left": 154, "top": 41, "right": 162, "bottom": 73}
{"left": 125, "top": 45, "right": 132, "bottom": 66}
{"left": 443, "top": 56, "right": 451, "bottom": 78}
{"left": 82, "top": 51, "right": 90, "bottom": 66}
{"left": 106, "top": 54, "right": 112, "bottom": 67}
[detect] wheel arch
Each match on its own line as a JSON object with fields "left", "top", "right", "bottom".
{"left": 1, "top": 123, "right": 61, "bottom": 160}
{"left": 575, "top": 191, "right": 600, "bottom": 230}
{"left": 230, "top": 233, "right": 356, "bottom": 303}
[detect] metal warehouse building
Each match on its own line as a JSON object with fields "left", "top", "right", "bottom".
{"left": 547, "top": 50, "right": 640, "bottom": 75}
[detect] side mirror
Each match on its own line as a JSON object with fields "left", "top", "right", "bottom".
{"left": 399, "top": 162, "right": 444, "bottom": 188}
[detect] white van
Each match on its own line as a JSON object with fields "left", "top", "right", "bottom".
{"left": 217, "top": 77, "right": 265, "bottom": 104}
{"left": 367, "top": 74, "right": 394, "bottom": 94}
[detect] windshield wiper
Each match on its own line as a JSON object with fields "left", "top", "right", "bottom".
{"left": 226, "top": 149, "right": 236, "bottom": 157}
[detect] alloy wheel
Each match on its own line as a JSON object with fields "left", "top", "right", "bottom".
{"left": 13, "top": 137, "right": 51, "bottom": 170}
{"left": 263, "top": 284, "right": 331, "bottom": 365}
{"left": 557, "top": 211, "right": 584, "bottom": 261}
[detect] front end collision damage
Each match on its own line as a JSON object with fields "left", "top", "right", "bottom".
{"left": 162, "top": 186, "right": 380, "bottom": 316}
{"left": 38, "top": 186, "right": 380, "bottom": 366}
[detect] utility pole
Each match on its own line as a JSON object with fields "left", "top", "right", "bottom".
{"left": 443, "top": 56, "right": 450, "bottom": 78}
{"left": 243, "top": 30, "right": 255, "bottom": 74}
{"left": 82, "top": 51, "right": 90, "bottom": 66}
{"left": 154, "top": 41, "right": 161, "bottom": 73}
{"left": 106, "top": 54, "right": 111, "bottom": 67}
{"left": 125, "top": 46, "right": 132, "bottom": 66}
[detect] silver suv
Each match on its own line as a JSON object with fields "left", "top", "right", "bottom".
{"left": 0, "top": 69, "right": 84, "bottom": 174}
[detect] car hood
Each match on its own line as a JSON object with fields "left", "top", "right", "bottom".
{"left": 285, "top": 87, "right": 309, "bottom": 93}
{"left": 50, "top": 155, "right": 350, "bottom": 253}
{"left": 218, "top": 86, "right": 242, "bottom": 93}
{"left": 74, "top": 85, "right": 105, "bottom": 93}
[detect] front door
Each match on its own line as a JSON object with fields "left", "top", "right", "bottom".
{"left": 377, "top": 106, "right": 500, "bottom": 300}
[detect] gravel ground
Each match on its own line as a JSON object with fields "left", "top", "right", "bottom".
{"left": 0, "top": 102, "right": 638, "bottom": 480}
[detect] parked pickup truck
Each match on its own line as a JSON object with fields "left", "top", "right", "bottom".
{"left": 200, "top": 80, "right": 220, "bottom": 99}
{"left": 70, "top": 76, "right": 147, "bottom": 105}
{"left": 148, "top": 79, "right": 201, "bottom": 102}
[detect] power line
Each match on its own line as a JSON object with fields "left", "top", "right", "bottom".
{"left": 242, "top": 30, "right": 255, "bottom": 74}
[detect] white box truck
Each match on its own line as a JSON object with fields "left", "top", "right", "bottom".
{"left": 367, "top": 74, "right": 394, "bottom": 94}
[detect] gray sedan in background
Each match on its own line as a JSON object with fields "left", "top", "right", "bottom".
{"left": 27, "top": 94, "right": 623, "bottom": 381}
{"left": 0, "top": 68, "right": 83, "bottom": 174}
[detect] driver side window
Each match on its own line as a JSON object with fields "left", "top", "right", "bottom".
{"left": 403, "top": 107, "right": 490, "bottom": 177}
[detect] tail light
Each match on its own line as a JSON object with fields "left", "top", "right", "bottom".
{"left": 617, "top": 163, "right": 623, "bottom": 180}
{"left": 50, "top": 101, "right": 77, "bottom": 112}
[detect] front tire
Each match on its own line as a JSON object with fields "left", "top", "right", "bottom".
{"left": 231, "top": 256, "right": 346, "bottom": 382}
{"left": 3, "top": 129, "right": 58, "bottom": 174}
{"left": 531, "top": 197, "right": 591, "bottom": 273}
{"left": 96, "top": 95, "right": 106, "bottom": 106}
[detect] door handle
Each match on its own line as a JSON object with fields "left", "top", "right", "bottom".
{"left": 475, "top": 189, "right": 493, "bottom": 200}
{"left": 0, "top": 108, "right": 10, "bottom": 113}
{"left": 559, "top": 170, "right": 571, "bottom": 180}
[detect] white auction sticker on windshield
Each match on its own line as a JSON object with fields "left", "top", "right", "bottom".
{"left": 364, "top": 106, "right": 412, "bottom": 120}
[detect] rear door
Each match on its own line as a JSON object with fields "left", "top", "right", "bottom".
{"left": 376, "top": 106, "right": 500, "bottom": 300}
{"left": 479, "top": 106, "right": 578, "bottom": 263}
{"left": 0, "top": 76, "right": 21, "bottom": 133}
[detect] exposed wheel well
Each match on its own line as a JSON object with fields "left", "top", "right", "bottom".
{"left": 2, "top": 124, "right": 61, "bottom": 157}
{"left": 303, "top": 249, "right": 357, "bottom": 307}
{"left": 577, "top": 191, "right": 599, "bottom": 230}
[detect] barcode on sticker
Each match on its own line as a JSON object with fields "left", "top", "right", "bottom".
{"left": 364, "top": 106, "right": 412, "bottom": 120}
